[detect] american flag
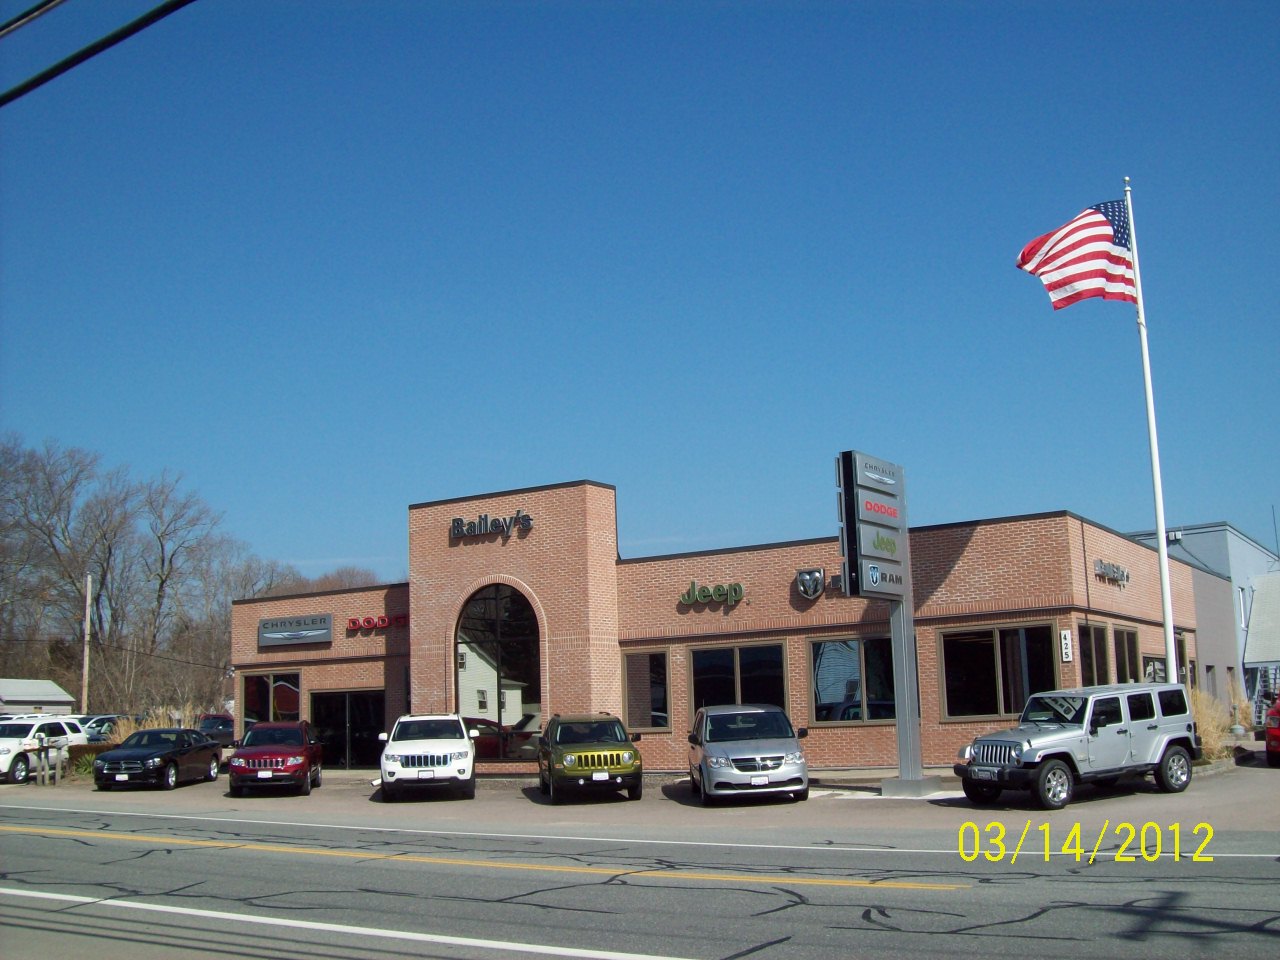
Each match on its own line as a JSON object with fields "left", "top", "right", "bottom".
{"left": 1017, "top": 200, "right": 1137, "bottom": 310}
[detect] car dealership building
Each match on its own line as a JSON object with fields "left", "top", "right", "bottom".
{"left": 231, "top": 478, "right": 1209, "bottom": 773}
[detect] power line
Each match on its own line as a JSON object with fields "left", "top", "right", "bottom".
{"left": 1, "top": 635, "right": 226, "bottom": 672}
{"left": 0, "top": 0, "right": 71, "bottom": 41}
{"left": 0, "top": 0, "right": 200, "bottom": 109}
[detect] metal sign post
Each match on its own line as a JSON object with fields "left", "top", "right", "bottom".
{"left": 837, "top": 450, "right": 938, "bottom": 796}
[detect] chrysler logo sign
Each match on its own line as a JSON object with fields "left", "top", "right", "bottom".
{"left": 258, "top": 614, "right": 333, "bottom": 648}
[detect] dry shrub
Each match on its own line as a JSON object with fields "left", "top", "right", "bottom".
{"left": 1190, "top": 688, "right": 1234, "bottom": 761}
{"left": 104, "top": 703, "right": 204, "bottom": 744}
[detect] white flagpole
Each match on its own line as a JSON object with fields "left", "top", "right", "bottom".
{"left": 1124, "top": 177, "right": 1178, "bottom": 682}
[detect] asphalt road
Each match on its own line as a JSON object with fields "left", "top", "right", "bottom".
{"left": 1, "top": 759, "right": 1277, "bottom": 960}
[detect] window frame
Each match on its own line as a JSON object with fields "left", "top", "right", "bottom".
{"left": 940, "top": 622, "right": 1058, "bottom": 719}
{"left": 1114, "top": 628, "right": 1140, "bottom": 684}
{"left": 809, "top": 635, "right": 896, "bottom": 724}
{"left": 1078, "top": 622, "right": 1110, "bottom": 687}
{"left": 688, "top": 641, "right": 787, "bottom": 721}
{"left": 622, "top": 648, "right": 671, "bottom": 731}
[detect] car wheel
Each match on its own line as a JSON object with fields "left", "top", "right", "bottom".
{"left": 792, "top": 786, "right": 809, "bottom": 802}
{"left": 688, "top": 768, "right": 699, "bottom": 797}
{"left": 313, "top": 765, "right": 322, "bottom": 788}
{"left": 161, "top": 762, "right": 178, "bottom": 791}
{"left": 382, "top": 783, "right": 398, "bottom": 802}
{"left": 1267, "top": 751, "right": 1280, "bottom": 768}
{"left": 230, "top": 784, "right": 244, "bottom": 798}
{"left": 205, "top": 757, "right": 219, "bottom": 782}
{"left": 96, "top": 782, "right": 111, "bottom": 791}
{"left": 8, "top": 755, "right": 29, "bottom": 784}
{"left": 1034, "top": 759, "right": 1073, "bottom": 810}
{"left": 460, "top": 775, "right": 476, "bottom": 800}
{"left": 962, "top": 780, "right": 1002, "bottom": 804}
{"left": 538, "top": 767, "right": 550, "bottom": 796}
{"left": 1155, "top": 745, "right": 1192, "bottom": 793}
{"left": 698, "top": 766, "right": 714, "bottom": 807}
{"left": 549, "top": 774, "right": 562, "bottom": 805}
{"left": 627, "top": 780, "right": 643, "bottom": 801}
{"left": 299, "top": 768, "right": 312, "bottom": 795}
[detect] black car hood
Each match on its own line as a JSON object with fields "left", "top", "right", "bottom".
{"left": 98, "top": 745, "right": 172, "bottom": 762}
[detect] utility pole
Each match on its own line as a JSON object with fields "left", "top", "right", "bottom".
{"left": 81, "top": 573, "right": 91, "bottom": 711}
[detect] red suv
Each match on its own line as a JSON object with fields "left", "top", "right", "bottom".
{"left": 1265, "top": 698, "right": 1280, "bottom": 768}
{"left": 228, "top": 720, "right": 322, "bottom": 796}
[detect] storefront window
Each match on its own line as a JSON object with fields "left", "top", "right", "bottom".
{"left": 243, "top": 672, "right": 300, "bottom": 724}
{"left": 811, "top": 638, "right": 895, "bottom": 721}
{"left": 943, "top": 626, "right": 1054, "bottom": 717}
{"left": 623, "top": 651, "right": 669, "bottom": 729}
{"left": 456, "top": 584, "right": 541, "bottom": 760}
{"left": 691, "top": 644, "right": 784, "bottom": 713}
{"left": 1078, "top": 623, "right": 1109, "bottom": 686}
{"left": 1114, "top": 629, "right": 1140, "bottom": 683}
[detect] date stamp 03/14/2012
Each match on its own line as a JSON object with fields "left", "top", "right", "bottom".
{"left": 958, "top": 820, "right": 1214, "bottom": 865}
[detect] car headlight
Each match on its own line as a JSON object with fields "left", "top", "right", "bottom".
{"left": 285, "top": 755, "right": 304, "bottom": 765}
{"left": 93, "top": 758, "right": 104, "bottom": 768}
{"left": 449, "top": 750, "right": 469, "bottom": 762}
{"left": 783, "top": 751, "right": 805, "bottom": 765}
{"left": 707, "top": 756, "right": 731, "bottom": 768}
{"left": 621, "top": 751, "right": 634, "bottom": 764}
{"left": 563, "top": 754, "right": 576, "bottom": 767}
{"left": 230, "top": 757, "right": 246, "bottom": 767}
{"left": 957, "top": 744, "right": 973, "bottom": 762}
{"left": 145, "top": 757, "right": 163, "bottom": 768}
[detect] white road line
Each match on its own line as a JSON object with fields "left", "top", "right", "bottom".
{"left": 0, "top": 886, "right": 699, "bottom": 960}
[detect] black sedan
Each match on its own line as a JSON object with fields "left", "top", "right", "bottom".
{"left": 94, "top": 727, "right": 221, "bottom": 790}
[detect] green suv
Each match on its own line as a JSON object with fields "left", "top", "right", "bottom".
{"left": 537, "top": 713, "right": 643, "bottom": 802}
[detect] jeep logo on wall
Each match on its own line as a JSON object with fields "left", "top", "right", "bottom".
{"left": 679, "top": 580, "right": 744, "bottom": 607}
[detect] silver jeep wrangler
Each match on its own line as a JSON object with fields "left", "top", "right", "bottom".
{"left": 953, "top": 683, "right": 1202, "bottom": 810}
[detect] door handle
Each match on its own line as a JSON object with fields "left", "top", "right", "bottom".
{"left": 1116, "top": 728, "right": 1127, "bottom": 734}
{"left": 1147, "top": 724, "right": 1159, "bottom": 730}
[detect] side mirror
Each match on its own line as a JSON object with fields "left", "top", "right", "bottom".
{"left": 687, "top": 733, "right": 699, "bottom": 746}
{"left": 631, "top": 732, "right": 641, "bottom": 742}
{"left": 378, "top": 732, "right": 388, "bottom": 742}
{"left": 468, "top": 729, "right": 479, "bottom": 739}
{"left": 796, "top": 728, "right": 809, "bottom": 739}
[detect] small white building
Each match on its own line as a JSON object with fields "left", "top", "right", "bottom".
{"left": 0, "top": 679, "right": 75, "bottom": 715}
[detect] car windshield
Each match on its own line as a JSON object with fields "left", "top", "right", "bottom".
{"left": 86, "top": 717, "right": 116, "bottom": 731}
{"left": 393, "top": 719, "right": 465, "bottom": 741}
{"left": 555, "top": 721, "right": 627, "bottom": 745}
{"left": 243, "top": 727, "right": 303, "bottom": 747}
{"left": 199, "top": 717, "right": 232, "bottom": 732}
{"left": 1020, "top": 695, "right": 1088, "bottom": 725}
{"left": 706, "top": 711, "right": 794, "bottom": 743}
{"left": 0, "top": 723, "right": 35, "bottom": 738}
{"left": 122, "top": 730, "right": 178, "bottom": 749}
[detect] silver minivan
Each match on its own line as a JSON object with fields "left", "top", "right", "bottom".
{"left": 688, "top": 704, "right": 808, "bottom": 805}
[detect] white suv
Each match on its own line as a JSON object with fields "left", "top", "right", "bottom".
{"left": 378, "top": 714, "right": 478, "bottom": 801}
{"left": 954, "top": 682, "right": 1202, "bottom": 810}
{"left": 0, "top": 717, "right": 77, "bottom": 783}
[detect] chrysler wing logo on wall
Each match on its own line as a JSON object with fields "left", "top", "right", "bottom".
{"left": 867, "top": 564, "right": 882, "bottom": 587}
{"left": 796, "top": 568, "right": 825, "bottom": 600}
{"left": 265, "top": 628, "right": 329, "bottom": 643}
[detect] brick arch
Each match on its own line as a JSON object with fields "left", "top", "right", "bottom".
{"left": 449, "top": 575, "right": 549, "bottom": 729}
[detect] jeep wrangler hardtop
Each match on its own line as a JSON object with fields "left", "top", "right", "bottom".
{"left": 954, "top": 682, "right": 1202, "bottom": 809}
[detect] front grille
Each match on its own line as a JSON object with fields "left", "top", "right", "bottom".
{"left": 732, "top": 755, "right": 784, "bottom": 773}
{"left": 244, "top": 757, "right": 287, "bottom": 770}
{"left": 573, "top": 752, "right": 627, "bottom": 770}
{"left": 973, "top": 742, "right": 1017, "bottom": 766}
{"left": 100, "top": 760, "right": 144, "bottom": 774}
{"left": 400, "top": 754, "right": 451, "bottom": 768}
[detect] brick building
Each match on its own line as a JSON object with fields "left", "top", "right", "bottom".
{"left": 231, "top": 479, "right": 1205, "bottom": 773}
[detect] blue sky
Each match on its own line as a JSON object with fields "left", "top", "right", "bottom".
{"left": 2, "top": 1, "right": 1277, "bottom": 583}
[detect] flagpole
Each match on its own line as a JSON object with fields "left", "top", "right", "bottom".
{"left": 1124, "top": 177, "right": 1178, "bottom": 682}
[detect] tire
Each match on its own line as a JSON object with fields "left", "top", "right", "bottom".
{"left": 792, "top": 786, "right": 809, "bottom": 802}
{"left": 205, "top": 757, "right": 219, "bottom": 782}
{"left": 230, "top": 784, "right": 244, "bottom": 798}
{"left": 161, "top": 762, "right": 178, "bottom": 791}
{"left": 538, "top": 766, "right": 550, "bottom": 796}
{"left": 627, "top": 780, "right": 643, "bottom": 801}
{"left": 963, "top": 780, "right": 1002, "bottom": 805}
{"left": 548, "top": 774, "right": 562, "bottom": 805}
{"left": 1154, "top": 745, "right": 1192, "bottom": 793}
{"left": 382, "top": 783, "right": 398, "bottom": 803}
{"left": 1033, "top": 759, "right": 1073, "bottom": 810}
{"left": 688, "top": 768, "right": 699, "bottom": 797}
{"left": 697, "top": 766, "right": 714, "bottom": 807}
{"left": 459, "top": 775, "right": 476, "bottom": 800}
{"left": 299, "top": 767, "right": 312, "bottom": 795}
{"left": 8, "top": 754, "right": 29, "bottom": 784}
{"left": 313, "top": 765, "right": 322, "bottom": 788}
{"left": 1267, "top": 751, "right": 1280, "bottom": 768}
{"left": 96, "top": 782, "right": 111, "bottom": 791}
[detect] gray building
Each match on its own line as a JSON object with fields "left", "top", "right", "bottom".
{"left": 1131, "top": 522, "right": 1280, "bottom": 721}
{"left": 0, "top": 678, "right": 75, "bottom": 715}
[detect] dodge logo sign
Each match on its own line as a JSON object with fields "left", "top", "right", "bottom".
{"left": 796, "top": 568, "right": 825, "bottom": 600}
{"left": 867, "top": 563, "right": 881, "bottom": 588}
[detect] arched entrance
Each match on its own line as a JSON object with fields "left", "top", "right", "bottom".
{"left": 455, "top": 584, "right": 541, "bottom": 760}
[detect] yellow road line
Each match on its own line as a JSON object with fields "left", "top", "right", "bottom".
{"left": 0, "top": 823, "right": 968, "bottom": 891}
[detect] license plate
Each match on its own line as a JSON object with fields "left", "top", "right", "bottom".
{"left": 972, "top": 768, "right": 996, "bottom": 781}
{"left": 257, "top": 770, "right": 273, "bottom": 779}
{"left": 416, "top": 770, "right": 435, "bottom": 780}
{"left": 592, "top": 771, "right": 608, "bottom": 781}
{"left": 114, "top": 773, "right": 129, "bottom": 781}
{"left": 751, "top": 775, "right": 769, "bottom": 787}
